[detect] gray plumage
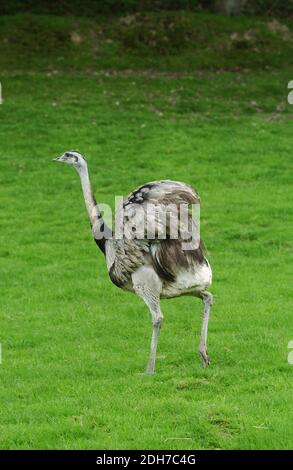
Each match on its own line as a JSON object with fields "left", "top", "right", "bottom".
{"left": 54, "top": 151, "right": 213, "bottom": 374}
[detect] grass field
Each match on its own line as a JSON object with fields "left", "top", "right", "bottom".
{"left": 0, "top": 13, "right": 293, "bottom": 450}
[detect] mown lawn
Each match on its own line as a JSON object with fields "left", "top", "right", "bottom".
{"left": 0, "top": 13, "right": 292, "bottom": 450}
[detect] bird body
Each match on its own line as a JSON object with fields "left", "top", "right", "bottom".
{"left": 54, "top": 151, "right": 213, "bottom": 374}
{"left": 106, "top": 179, "right": 212, "bottom": 296}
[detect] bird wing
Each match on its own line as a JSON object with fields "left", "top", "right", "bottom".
{"left": 114, "top": 180, "right": 205, "bottom": 283}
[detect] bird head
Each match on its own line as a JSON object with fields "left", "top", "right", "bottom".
{"left": 53, "top": 150, "right": 87, "bottom": 169}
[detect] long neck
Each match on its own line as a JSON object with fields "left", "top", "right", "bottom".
{"left": 77, "top": 163, "right": 111, "bottom": 255}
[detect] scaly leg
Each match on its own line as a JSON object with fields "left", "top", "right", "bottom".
{"left": 146, "top": 314, "right": 163, "bottom": 375}
{"left": 132, "top": 267, "right": 163, "bottom": 375}
{"left": 199, "top": 291, "right": 213, "bottom": 367}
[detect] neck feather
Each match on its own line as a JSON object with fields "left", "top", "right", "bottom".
{"left": 77, "top": 164, "right": 111, "bottom": 255}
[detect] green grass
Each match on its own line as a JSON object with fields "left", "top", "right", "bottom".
{"left": 0, "top": 13, "right": 293, "bottom": 450}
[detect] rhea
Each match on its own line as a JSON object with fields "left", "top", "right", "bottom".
{"left": 54, "top": 150, "right": 213, "bottom": 374}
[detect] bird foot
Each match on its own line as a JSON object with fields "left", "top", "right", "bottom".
{"left": 136, "top": 370, "right": 155, "bottom": 377}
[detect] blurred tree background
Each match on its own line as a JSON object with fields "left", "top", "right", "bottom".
{"left": 0, "top": 0, "right": 292, "bottom": 17}
{"left": 0, "top": 0, "right": 292, "bottom": 71}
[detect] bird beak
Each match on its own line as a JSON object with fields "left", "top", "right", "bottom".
{"left": 53, "top": 156, "right": 62, "bottom": 162}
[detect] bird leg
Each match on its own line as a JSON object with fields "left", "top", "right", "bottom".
{"left": 199, "top": 291, "right": 213, "bottom": 367}
{"left": 132, "top": 267, "right": 163, "bottom": 375}
{"left": 146, "top": 313, "right": 163, "bottom": 375}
